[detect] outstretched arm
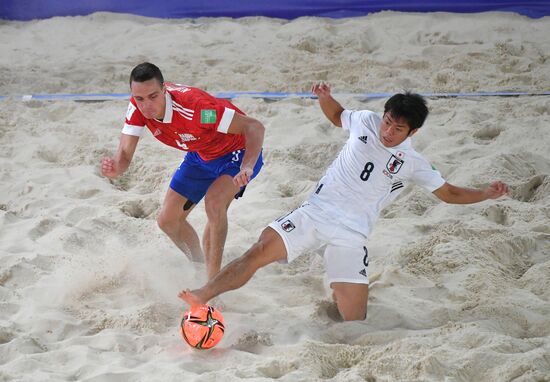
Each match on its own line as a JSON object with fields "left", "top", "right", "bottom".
{"left": 432, "top": 181, "right": 509, "bottom": 204}
{"left": 311, "top": 82, "right": 344, "bottom": 127}
{"left": 101, "top": 134, "right": 139, "bottom": 179}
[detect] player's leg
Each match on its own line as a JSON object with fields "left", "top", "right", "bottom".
{"left": 331, "top": 282, "right": 369, "bottom": 321}
{"left": 202, "top": 174, "right": 242, "bottom": 279}
{"left": 178, "top": 227, "right": 287, "bottom": 305}
{"left": 157, "top": 187, "right": 203, "bottom": 262}
{"left": 158, "top": 152, "right": 211, "bottom": 263}
{"left": 324, "top": 237, "right": 370, "bottom": 321}
{"left": 179, "top": 202, "right": 320, "bottom": 305}
{"left": 202, "top": 149, "right": 264, "bottom": 279}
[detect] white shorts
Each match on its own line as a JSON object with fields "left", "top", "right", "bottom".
{"left": 268, "top": 202, "right": 370, "bottom": 285}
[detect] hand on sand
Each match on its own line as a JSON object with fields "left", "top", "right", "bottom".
{"left": 178, "top": 289, "right": 205, "bottom": 306}
{"left": 485, "top": 181, "right": 510, "bottom": 199}
{"left": 101, "top": 157, "right": 118, "bottom": 179}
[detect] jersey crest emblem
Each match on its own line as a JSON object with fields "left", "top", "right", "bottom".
{"left": 281, "top": 219, "right": 295, "bottom": 232}
{"left": 386, "top": 155, "right": 404, "bottom": 174}
{"left": 200, "top": 109, "right": 217, "bottom": 124}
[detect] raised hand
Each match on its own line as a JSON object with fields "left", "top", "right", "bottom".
{"left": 311, "top": 81, "right": 332, "bottom": 98}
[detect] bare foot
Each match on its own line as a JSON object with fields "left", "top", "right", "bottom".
{"left": 178, "top": 289, "right": 206, "bottom": 306}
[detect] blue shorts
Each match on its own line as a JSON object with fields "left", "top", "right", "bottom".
{"left": 169, "top": 149, "right": 264, "bottom": 204}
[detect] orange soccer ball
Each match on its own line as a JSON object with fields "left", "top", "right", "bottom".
{"left": 180, "top": 305, "right": 225, "bottom": 349}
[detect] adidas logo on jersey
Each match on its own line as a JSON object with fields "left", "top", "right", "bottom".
{"left": 358, "top": 136, "right": 368, "bottom": 144}
{"left": 359, "top": 269, "right": 367, "bottom": 278}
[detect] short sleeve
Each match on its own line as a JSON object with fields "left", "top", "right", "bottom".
{"left": 122, "top": 101, "right": 146, "bottom": 137}
{"left": 194, "top": 99, "right": 235, "bottom": 134}
{"left": 340, "top": 109, "right": 360, "bottom": 132}
{"left": 411, "top": 156, "right": 446, "bottom": 192}
{"left": 340, "top": 109, "right": 379, "bottom": 135}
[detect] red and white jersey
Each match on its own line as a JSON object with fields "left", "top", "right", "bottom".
{"left": 122, "top": 82, "right": 245, "bottom": 161}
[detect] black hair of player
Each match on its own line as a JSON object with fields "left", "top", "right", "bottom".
{"left": 129, "top": 62, "right": 164, "bottom": 86}
{"left": 384, "top": 92, "right": 429, "bottom": 132}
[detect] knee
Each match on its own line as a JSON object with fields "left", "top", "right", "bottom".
{"left": 242, "top": 239, "right": 267, "bottom": 264}
{"left": 204, "top": 197, "right": 227, "bottom": 221}
{"left": 243, "top": 228, "right": 286, "bottom": 266}
{"left": 157, "top": 211, "right": 178, "bottom": 233}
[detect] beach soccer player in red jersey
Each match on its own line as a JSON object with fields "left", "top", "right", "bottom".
{"left": 101, "top": 62, "right": 265, "bottom": 280}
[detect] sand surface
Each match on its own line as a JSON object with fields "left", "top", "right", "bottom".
{"left": 1, "top": 11, "right": 550, "bottom": 381}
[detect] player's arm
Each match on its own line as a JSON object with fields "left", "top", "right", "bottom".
{"left": 311, "top": 82, "right": 344, "bottom": 128}
{"left": 226, "top": 113, "right": 265, "bottom": 187}
{"left": 101, "top": 134, "right": 139, "bottom": 179}
{"left": 432, "top": 181, "right": 509, "bottom": 204}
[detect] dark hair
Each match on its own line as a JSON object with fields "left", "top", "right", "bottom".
{"left": 129, "top": 62, "right": 164, "bottom": 86}
{"left": 384, "top": 92, "right": 429, "bottom": 131}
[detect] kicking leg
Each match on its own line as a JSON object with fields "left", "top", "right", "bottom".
{"left": 178, "top": 227, "right": 287, "bottom": 305}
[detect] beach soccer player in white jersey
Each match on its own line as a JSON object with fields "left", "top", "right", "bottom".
{"left": 100, "top": 62, "right": 265, "bottom": 280}
{"left": 178, "top": 82, "right": 509, "bottom": 321}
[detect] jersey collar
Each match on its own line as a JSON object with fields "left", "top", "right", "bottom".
{"left": 393, "top": 136, "right": 412, "bottom": 150}
{"left": 161, "top": 91, "right": 173, "bottom": 123}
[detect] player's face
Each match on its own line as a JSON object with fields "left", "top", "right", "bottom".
{"left": 130, "top": 79, "right": 166, "bottom": 119}
{"left": 379, "top": 113, "right": 417, "bottom": 147}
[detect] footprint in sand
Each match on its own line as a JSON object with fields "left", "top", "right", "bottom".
{"left": 29, "top": 218, "right": 59, "bottom": 240}
{"left": 277, "top": 181, "right": 310, "bottom": 198}
{"left": 1, "top": 255, "right": 54, "bottom": 287}
{"left": 257, "top": 360, "right": 299, "bottom": 379}
{"left": 512, "top": 175, "right": 549, "bottom": 202}
{"left": 473, "top": 126, "right": 502, "bottom": 143}
{"left": 119, "top": 199, "right": 159, "bottom": 219}
{"left": 34, "top": 148, "right": 61, "bottom": 163}
{"left": 0, "top": 327, "right": 15, "bottom": 345}
{"left": 313, "top": 299, "right": 343, "bottom": 323}
{"left": 483, "top": 204, "right": 511, "bottom": 226}
{"left": 231, "top": 330, "right": 274, "bottom": 353}
{"left": 73, "top": 189, "right": 100, "bottom": 199}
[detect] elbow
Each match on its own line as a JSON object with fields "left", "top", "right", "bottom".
{"left": 255, "top": 120, "right": 266, "bottom": 136}
{"left": 245, "top": 120, "right": 265, "bottom": 141}
{"left": 433, "top": 182, "right": 462, "bottom": 204}
{"left": 330, "top": 111, "right": 343, "bottom": 127}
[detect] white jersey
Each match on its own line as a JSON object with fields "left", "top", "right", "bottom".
{"left": 307, "top": 109, "right": 446, "bottom": 237}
